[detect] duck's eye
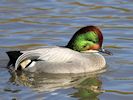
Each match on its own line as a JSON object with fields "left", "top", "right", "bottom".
{"left": 89, "top": 39, "right": 96, "bottom": 43}
{"left": 83, "top": 44, "right": 88, "bottom": 48}
{"left": 87, "top": 39, "right": 92, "bottom": 41}
{"left": 87, "top": 39, "right": 96, "bottom": 43}
{"left": 92, "top": 40, "right": 96, "bottom": 43}
{"left": 83, "top": 45, "right": 86, "bottom": 48}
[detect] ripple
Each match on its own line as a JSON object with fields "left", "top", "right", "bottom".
{"left": 105, "top": 90, "right": 133, "bottom": 95}
{"left": 0, "top": 44, "right": 47, "bottom": 49}
{"left": 90, "top": 5, "right": 132, "bottom": 12}
{"left": 116, "top": 38, "right": 133, "bottom": 41}
{"left": 105, "top": 45, "right": 130, "bottom": 49}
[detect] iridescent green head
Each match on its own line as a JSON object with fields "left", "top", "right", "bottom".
{"left": 66, "top": 26, "right": 103, "bottom": 52}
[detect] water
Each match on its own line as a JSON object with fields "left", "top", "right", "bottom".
{"left": 0, "top": 0, "right": 133, "bottom": 100}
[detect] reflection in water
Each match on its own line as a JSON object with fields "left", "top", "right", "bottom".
{"left": 9, "top": 70, "right": 73, "bottom": 92}
{"left": 9, "top": 68, "right": 104, "bottom": 98}
{"left": 72, "top": 77, "right": 103, "bottom": 100}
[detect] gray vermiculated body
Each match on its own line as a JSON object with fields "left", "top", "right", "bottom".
{"left": 15, "top": 46, "right": 106, "bottom": 73}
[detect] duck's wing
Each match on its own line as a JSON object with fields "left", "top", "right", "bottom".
{"left": 15, "top": 47, "right": 81, "bottom": 70}
{"left": 21, "top": 47, "right": 78, "bottom": 62}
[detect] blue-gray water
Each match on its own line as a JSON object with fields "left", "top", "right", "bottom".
{"left": 0, "top": 0, "right": 133, "bottom": 100}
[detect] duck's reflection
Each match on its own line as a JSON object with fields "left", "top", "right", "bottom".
{"left": 71, "top": 77, "right": 103, "bottom": 100}
{"left": 9, "top": 69, "right": 105, "bottom": 99}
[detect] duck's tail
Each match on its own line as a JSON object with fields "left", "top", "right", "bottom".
{"left": 6, "top": 51, "right": 23, "bottom": 66}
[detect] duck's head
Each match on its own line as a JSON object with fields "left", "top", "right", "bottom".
{"left": 66, "top": 25, "right": 111, "bottom": 55}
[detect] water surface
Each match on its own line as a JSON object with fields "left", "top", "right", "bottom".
{"left": 0, "top": 0, "right": 133, "bottom": 100}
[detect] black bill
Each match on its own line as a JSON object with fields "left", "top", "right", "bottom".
{"left": 99, "top": 48, "right": 113, "bottom": 55}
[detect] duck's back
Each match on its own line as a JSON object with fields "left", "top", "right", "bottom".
{"left": 21, "top": 46, "right": 81, "bottom": 63}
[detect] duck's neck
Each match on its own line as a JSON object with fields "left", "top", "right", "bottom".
{"left": 65, "top": 35, "right": 76, "bottom": 50}
{"left": 66, "top": 32, "right": 100, "bottom": 52}
{"left": 66, "top": 34, "right": 89, "bottom": 52}
{"left": 65, "top": 32, "right": 81, "bottom": 51}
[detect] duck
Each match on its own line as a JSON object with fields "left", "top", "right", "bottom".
{"left": 6, "top": 26, "right": 111, "bottom": 74}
